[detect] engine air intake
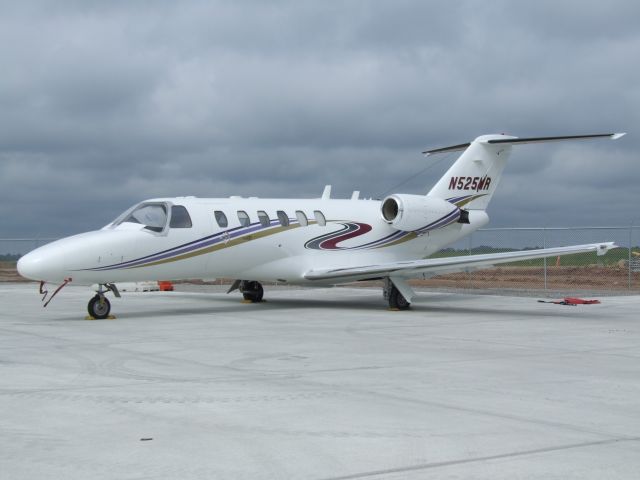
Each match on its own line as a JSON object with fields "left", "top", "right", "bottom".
{"left": 381, "top": 197, "right": 399, "bottom": 222}
{"left": 380, "top": 194, "right": 462, "bottom": 232}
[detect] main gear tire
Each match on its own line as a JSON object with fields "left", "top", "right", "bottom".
{"left": 388, "top": 287, "right": 410, "bottom": 310}
{"left": 242, "top": 281, "right": 264, "bottom": 303}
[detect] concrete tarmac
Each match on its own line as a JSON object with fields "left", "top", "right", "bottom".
{"left": 1, "top": 283, "right": 639, "bottom": 479}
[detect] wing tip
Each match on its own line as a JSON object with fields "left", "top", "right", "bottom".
{"left": 596, "top": 241, "right": 618, "bottom": 256}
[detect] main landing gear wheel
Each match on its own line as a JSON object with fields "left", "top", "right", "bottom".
{"left": 383, "top": 278, "right": 411, "bottom": 310}
{"left": 241, "top": 281, "right": 264, "bottom": 303}
{"left": 388, "top": 286, "right": 410, "bottom": 310}
{"left": 88, "top": 294, "right": 111, "bottom": 319}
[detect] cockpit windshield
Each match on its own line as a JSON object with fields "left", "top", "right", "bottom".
{"left": 115, "top": 203, "right": 168, "bottom": 232}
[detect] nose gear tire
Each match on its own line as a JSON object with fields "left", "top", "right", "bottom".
{"left": 88, "top": 295, "right": 111, "bottom": 319}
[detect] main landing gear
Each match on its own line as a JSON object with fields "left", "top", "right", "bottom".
{"left": 383, "top": 277, "right": 411, "bottom": 310}
{"left": 240, "top": 280, "right": 264, "bottom": 303}
{"left": 87, "top": 283, "right": 120, "bottom": 319}
{"left": 226, "top": 279, "right": 265, "bottom": 303}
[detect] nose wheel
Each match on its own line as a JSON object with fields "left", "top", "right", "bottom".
{"left": 87, "top": 283, "right": 120, "bottom": 319}
{"left": 88, "top": 294, "right": 111, "bottom": 319}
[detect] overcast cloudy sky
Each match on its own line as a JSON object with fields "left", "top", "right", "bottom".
{"left": 1, "top": 0, "right": 637, "bottom": 238}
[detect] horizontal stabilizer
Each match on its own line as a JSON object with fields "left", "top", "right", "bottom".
{"left": 423, "top": 132, "right": 625, "bottom": 156}
{"left": 484, "top": 133, "right": 625, "bottom": 146}
{"left": 422, "top": 142, "right": 471, "bottom": 155}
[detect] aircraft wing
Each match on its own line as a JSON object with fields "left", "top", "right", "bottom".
{"left": 304, "top": 242, "right": 616, "bottom": 282}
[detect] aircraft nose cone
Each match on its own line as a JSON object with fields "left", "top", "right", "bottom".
{"left": 17, "top": 252, "right": 39, "bottom": 280}
{"left": 17, "top": 248, "right": 67, "bottom": 283}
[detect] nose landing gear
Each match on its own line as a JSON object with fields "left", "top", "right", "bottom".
{"left": 87, "top": 283, "right": 120, "bottom": 319}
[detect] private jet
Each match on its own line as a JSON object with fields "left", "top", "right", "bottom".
{"left": 18, "top": 133, "right": 624, "bottom": 318}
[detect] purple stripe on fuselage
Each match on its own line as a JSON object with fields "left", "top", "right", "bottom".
{"left": 416, "top": 208, "right": 460, "bottom": 233}
{"left": 128, "top": 222, "right": 267, "bottom": 267}
{"left": 89, "top": 221, "right": 272, "bottom": 271}
{"left": 350, "top": 229, "right": 407, "bottom": 249}
{"left": 446, "top": 195, "right": 471, "bottom": 205}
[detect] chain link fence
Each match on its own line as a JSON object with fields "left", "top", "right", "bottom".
{"left": 415, "top": 226, "right": 639, "bottom": 294}
{"left": 1, "top": 228, "right": 639, "bottom": 293}
{"left": 0, "top": 238, "right": 58, "bottom": 257}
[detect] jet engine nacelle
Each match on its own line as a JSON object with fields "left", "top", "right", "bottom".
{"left": 380, "top": 194, "right": 461, "bottom": 232}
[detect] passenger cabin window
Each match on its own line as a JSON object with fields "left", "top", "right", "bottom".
{"left": 257, "top": 211, "right": 270, "bottom": 227}
{"left": 314, "top": 210, "right": 326, "bottom": 226}
{"left": 295, "top": 211, "right": 308, "bottom": 227}
{"left": 170, "top": 205, "right": 192, "bottom": 228}
{"left": 119, "top": 203, "right": 168, "bottom": 232}
{"left": 214, "top": 210, "right": 228, "bottom": 228}
{"left": 237, "top": 210, "right": 250, "bottom": 227}
{"left": 276, "top": 210, "right": 289, "bottom": 227}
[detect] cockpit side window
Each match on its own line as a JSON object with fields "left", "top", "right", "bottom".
{"left": 170, "top": 205, "right": 192, "bottom": 228}
{"left": 118, "top": 203, "right": 168, "bottom": 232}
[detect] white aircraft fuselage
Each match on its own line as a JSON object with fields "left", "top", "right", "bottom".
{"left": 18, "top": 196, "right": 488, "bottom": 286}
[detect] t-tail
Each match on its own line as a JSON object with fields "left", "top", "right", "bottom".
{"left": 425, "top": 133, "right": 626, "bottom": 211}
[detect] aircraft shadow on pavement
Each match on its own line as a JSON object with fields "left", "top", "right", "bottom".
{"left": 57, "top": 291, "right": 568, "bottom": 321}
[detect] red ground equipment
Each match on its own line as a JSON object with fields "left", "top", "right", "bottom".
{"left": 538, "top": 297, "right": 601, "bottom": 306}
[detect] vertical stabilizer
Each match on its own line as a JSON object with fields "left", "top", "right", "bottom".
{"left": 427, "top": 134, "right": 514, "bottom": 210}
{"left": 424, "top": 132, "right": 625, "bottom": 210}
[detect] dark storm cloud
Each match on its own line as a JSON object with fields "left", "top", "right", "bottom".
{"left": 0, "top": 0, "right": 638, "bottom": 239}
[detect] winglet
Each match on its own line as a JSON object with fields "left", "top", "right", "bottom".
{"left": 322, "top": 185, "right": 332, "bottom": 199}
{"left": 596, "top": 242, "right": 617, "bottom": 256}
{"left": 611, "top": 133, "right": 626, "bottom": 140}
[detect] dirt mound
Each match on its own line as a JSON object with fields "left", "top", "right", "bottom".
{"left": 0, "top": 262, "right": 28, "bottom": 282}
{"left": 411, "top": 266, "right": 639, "bottom": 290}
